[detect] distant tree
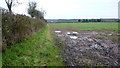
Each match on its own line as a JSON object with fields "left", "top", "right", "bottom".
{"left": 97, "top": 19, "right": 101, "bottom": 22}
{"left": 27, "top": 1, "right": 46, "bottom": 19}
{"left": 34, "top": 9, "right": 45, "bottom": 19}
{"left": 86, "top": 19, "right": 89, "bottom": 22}
{"left": 78, "top": 19, "right": 81, "bottom": 22}
{"left": 91, "top": 19, "right": 96, "bottom": 22}
{"left": 82, "top": 19, "right": 86, "bottom": 22}
{"left": 117, "top": 19, "right": 120, "bottom": 22}
{"left": 39, "top": 8, "right": 46, "bottom": 19}
{"left": 5, "top": 0, "right": 21, "bottom": 13}
{"left": 27, "top": 1, "right": 37, "bottom": 17}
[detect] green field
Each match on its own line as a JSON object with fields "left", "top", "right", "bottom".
{"left": 3, "top": 26, "right": 65, "bottom": 66}
{"left": 49, "top": 22, "right": 119, "bottom": 31}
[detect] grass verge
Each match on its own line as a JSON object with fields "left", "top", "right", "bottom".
{"left": 2, "top": 26, "right": 65, "bottom": 66}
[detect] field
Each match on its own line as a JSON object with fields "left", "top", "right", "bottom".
{"left": 2, "top": 22, "right": 119, "bottom": 66}
{"left": 49, "top": 22, "right": 119, "bottom": 66}
{"left": 49, "top": 22, "right": 119, "bottom": 31}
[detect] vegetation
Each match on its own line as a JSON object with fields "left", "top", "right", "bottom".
{"left": 2, "top": 26, "right": 65, "bottom": 66}
{"left": 49, "top": 22, "right": 119, "bottom": 39}
{"left": 2, "top": 0, "right": 65, "bottom": 67}
{"left": 2, "top": 0, "right": 119, "bottom": 66}
{"left": 49, "top": 22, "right": 119, "bottom": 31}
{"left": 27, "top": 1, "right": 45, "bottom": 19}
{"left": 28, "top": 1, "right": 37, "bottom": 18}
{"left": 2, "top": 12, "right": 46, "bottom": 52}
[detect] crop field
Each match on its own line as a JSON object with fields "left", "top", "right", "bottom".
{"left": 49, "top": 22, "right": 119, "bottom": 66}
{"left": 49, "top": 22, "right": 119, "bottom": 31}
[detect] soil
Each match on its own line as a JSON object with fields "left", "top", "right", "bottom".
{"left": 54, "top": 30, "right": 119, "bottom": 66}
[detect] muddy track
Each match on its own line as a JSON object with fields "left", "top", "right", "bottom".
{"left": 54, "top": 30, "right": 119, "bottom": 66}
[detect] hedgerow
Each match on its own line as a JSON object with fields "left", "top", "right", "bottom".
{"left": 2, "top": 12, "right": 46, "bottom": 52}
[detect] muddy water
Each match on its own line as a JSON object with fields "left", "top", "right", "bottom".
{"left": 54, "top": 30, "right": 119, "bottom": 66}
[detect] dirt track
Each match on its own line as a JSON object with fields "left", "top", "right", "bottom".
{"left": 54, "top": 30, "right": 119, "bottom": 66}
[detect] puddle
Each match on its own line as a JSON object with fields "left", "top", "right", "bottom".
{"left": 72, "top": 32, "right": 79, "bottom": 34}
{"left": 66, "top": 32, "right": 79, "bottom": 36}
{"left": 54, "top": 31, "right": 61, "bottom": 33}
{"left": 67, "top": 32, "right": 71, "bottom": 34}
{"left": 108, "top": 34, "right": 112, "bottom": 36}
{"left": 69, "top": 36, "right": 78, "bottom": 39}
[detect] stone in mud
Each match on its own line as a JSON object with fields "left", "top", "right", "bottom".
{"left": 87, "top": 38, "right": 93, "bottom": 41}
{"left": 90, "top": 44, "right": 102, "bottom": 49}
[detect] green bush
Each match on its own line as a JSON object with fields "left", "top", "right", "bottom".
{"left": 2, "top": 12, "right": 46, "bottom": 52}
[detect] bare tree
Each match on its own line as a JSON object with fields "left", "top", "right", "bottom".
{"left": 5, "top": 0, "right": 13, "bottom": 13}
{"left": 5, "top": 0, "right": 21, "bottom": 13}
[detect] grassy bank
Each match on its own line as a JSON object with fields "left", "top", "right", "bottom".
{"left": 2, "top": 26, "right": 65, "bottom": 66}
{"left": 49, "top": 22, "right": 119, "bottom": 31}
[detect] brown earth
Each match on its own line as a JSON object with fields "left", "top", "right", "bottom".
{"left": 54, "top": 30, "right": 119, "bottom": 66}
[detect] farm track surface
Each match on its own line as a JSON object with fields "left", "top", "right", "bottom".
{"left": 54, "top": 30, "right": 119, "bottom": 66}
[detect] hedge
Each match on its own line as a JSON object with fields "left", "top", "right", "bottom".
{"left": 2, "top": 12, "right": 46, "bottom": 52}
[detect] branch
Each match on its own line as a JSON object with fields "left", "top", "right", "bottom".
{"left": 5, "top": 0, "right": 9, "bottom": 4}
{"left": 10, "top": 0, "right": 12, "bottom": 5}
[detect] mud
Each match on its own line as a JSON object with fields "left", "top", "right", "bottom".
{"left": 54, "top": 30, "right": 119, "bottom": 66}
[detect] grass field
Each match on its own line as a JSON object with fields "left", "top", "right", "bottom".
{"left": 2, "top": 26, "right": 65, "bottom": 66}
{"left": 49, "top": 22, "right": 119, "bottom": 31}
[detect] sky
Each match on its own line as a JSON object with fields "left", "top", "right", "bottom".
{"left": 0, "top": 0, "right": 120, "bottom": 19}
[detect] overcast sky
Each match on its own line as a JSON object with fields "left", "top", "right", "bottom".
{"left": 0, "top": 0, "right": 120, "bottom": 19}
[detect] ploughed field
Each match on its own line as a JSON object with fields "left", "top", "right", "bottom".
{"left": 49, "top": 22, "right": 119, "bottom": 66}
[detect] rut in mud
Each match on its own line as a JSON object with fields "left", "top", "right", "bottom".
{"left": 54, "top": 30, "right": 119, "bottom": 66}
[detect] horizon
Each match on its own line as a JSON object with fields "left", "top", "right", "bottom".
{"left": 40, "top": 17, "right": 120, "bottom": 19}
